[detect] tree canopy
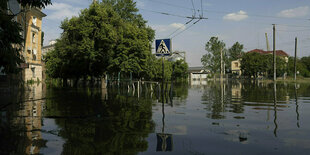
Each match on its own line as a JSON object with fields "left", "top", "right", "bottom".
{"left": 240, "top": 52, "right": 286, "bottom": 78}
{"left": 46, "top": 0, "right": 188, "bottom": 82}
{"left": 46, "top": 0, "right": 155, "bottom": 80}
{"left": 228, "top": 42, "right": 244, "bottom": 61}
{"left": 201, "top": 37, "right": 227, "bottom": 74}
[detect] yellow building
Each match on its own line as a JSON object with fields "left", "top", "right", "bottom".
{"left": 17, "top": 6, "right": 46, "bottom": 82}
{"left": 231, "top": 59, "right": 242, "bottom": 75}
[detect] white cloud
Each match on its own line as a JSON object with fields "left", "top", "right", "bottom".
{"left": 277, "top": 6, "right": 309, "bottom": 18}
{"left": 151, "top": 23, "right": 186, "bottom": 33}
{"left": 45, "top": 2, "right": 81, "bottom": 20}
{"left": 223, "top": 10, "right": 248, "bottom": 21}
{"left": 170, "top": 23, "right": 186, "bottom": 30}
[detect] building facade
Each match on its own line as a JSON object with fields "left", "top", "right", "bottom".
{"left": 231, "top": 59, "right": 242, "bottom": 75}
{"left": 17, "top": 6, "right": 46, "bottom": 82}
{"left": 42, "top": 40, "right": 56, "bottom": 56}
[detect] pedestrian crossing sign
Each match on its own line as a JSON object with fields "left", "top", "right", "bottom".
{"left": 156, "top": 39, "right": 171, "bottom": 56}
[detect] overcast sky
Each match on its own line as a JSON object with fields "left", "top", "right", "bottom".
{"left": 42, "top": 0, "right": 310, "bottom": 67}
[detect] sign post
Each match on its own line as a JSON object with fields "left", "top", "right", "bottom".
{"left": 155, "top": 39, "right": 172, "bottom": 82}
{"left": 155, "top": 39, "right": 173, "bottom": 152}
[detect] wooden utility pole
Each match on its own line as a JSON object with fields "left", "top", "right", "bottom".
{"left": 294, "top": 37, "right": 297, "bottom": 81}
{"left": 273, "top": 24, "right": 276, "bottom": 81}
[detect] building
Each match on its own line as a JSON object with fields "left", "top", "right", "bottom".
{"left": 42, "top": 40, "right": 56, "bottom": 57}
{"left": 188, "top": 66, "right": 209, "bottom": 81}
{"left": 247, "top": 49, "right": 289, "bottom": 62}
{"left": 16, "top": 5, "right": 46, "bottom": 82}
{"left": 231, "top": 59, "right": 242, "bottom": 75}
{"left": 231, "top": 49, "right": 290, "bottom": 76}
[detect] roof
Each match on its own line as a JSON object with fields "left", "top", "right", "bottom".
{"left": 247, "top": 49, "right": 289, "bottom": 57}
{"left": 188, "top": 66, "right": 204, "bottom": 71}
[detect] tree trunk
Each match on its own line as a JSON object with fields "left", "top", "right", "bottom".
{"left": 63, "top": 78, "right": 68, "bottom": 87}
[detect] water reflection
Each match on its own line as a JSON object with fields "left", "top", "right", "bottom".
{"left": 0, "top": 83, "right": 46, "bottom": 154}
{"left": 1, "top": 80, "right": 310, "bottom": 154}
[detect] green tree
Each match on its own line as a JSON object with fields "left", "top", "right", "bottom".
{"left": 0, "top": 0, "right": 51, "bottom": 74}
{"left": 46, "top": 1, "right": 155, "bottom": 81}
{"left": 228, "top": 42, "right": 244, "bottom": 61}
{"left": 172, "top": 59, "right": 188, "bottom": 80}
{"left": 201, "top": 37, "right": 226, "bottom": 74}
{"left": 300, "top": 56, "right": 310, "bottom": 73}
{"left": 241, "top": 52, "right": 286, "bottom": 78}
{"left": 287, "top": 57, "right": 310, "bottom": 77}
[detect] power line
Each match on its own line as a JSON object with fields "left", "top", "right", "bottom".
{"left": 277, "top": 29, "right": 310, "bottom": 32}
{"left": 140, "top": 0, "right": 310, "bottom": 21}
{"left": 140, "top": 8, "right": 310, "bottom": 29}
{"left": 139, "top": 8, "right": 191, "bottom": 19}
{"left": 171, "top": 20, "right": 200, "bottom": 38}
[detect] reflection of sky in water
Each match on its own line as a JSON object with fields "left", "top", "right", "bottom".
{"left": 40, "top": 118, "right": 65, "bottom": 155}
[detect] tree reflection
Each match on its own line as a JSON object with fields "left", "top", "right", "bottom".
{"left": 201, "top": 81, "right": 229, "bottom": 119}
{"left": 44, "top": 88, "right": 155, "bottom": 154}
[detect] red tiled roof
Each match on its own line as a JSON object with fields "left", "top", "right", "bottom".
{"left": 247, "top": 49, "right": 289, "bottom": 57}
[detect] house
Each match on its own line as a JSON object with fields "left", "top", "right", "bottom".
{"left": 231, "top": 49, "right": 290, "bottom": 76}
{"left": 15, "top": 4, "right": 46, "bottom": 81}
{"left": 188, "top": 66, "right": 209, "bottom": 80}
{"left": 231, "top": 59, "right": 242, "bottom": 75}
{"left": 42, "top": 40, "right": 56, "bottom": 58}
{"left": 247, "top": 49, "right": 289, "bottom": 62}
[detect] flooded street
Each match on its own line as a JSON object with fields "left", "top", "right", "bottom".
{"left": 1, "top": 81, "right": 310, "bottom": 154}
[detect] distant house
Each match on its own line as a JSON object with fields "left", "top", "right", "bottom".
{"left": 231, "top": 59, "right": 242, "bottom": 75}
{"left": 231, "top": 49, "right": 290, "bottom": 76}
{"left": 42, "top": 40, "right": 56, "bottom": 58}
{"left": 247, "top": 49, "right": 289, "bottom": 62}
{"left": 188, "top": 66, "right": 209, "bottom": 81}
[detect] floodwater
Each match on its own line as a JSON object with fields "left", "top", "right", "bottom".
{"left": 1, "top": 80, "right": 310, "bottom": 154}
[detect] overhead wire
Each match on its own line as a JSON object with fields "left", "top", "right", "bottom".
{"left": 140, "top": 0, "right": 310, "bottom": 21}
{"left": 170, "top": 21, "right": 197, "bottom": 38}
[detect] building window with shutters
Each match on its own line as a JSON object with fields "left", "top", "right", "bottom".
{"left": 31, "top": 68, "right": 35, "bottom": 78}
{"left": 32, "top": 33, "right": 36, "bottom": 43}
{"left": 32, "top": 16, "right": 37, "bottom": 26}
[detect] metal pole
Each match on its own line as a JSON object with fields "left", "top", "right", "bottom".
{"left": 273, "top": 24, "right": 276, "bottom": 81}
{"left": 162, "top": 55, "right": 164, "bottom": 83}
{"left": 294, "top": 37, "right": 297, "bottom": 81}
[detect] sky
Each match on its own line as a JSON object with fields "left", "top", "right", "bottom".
{"left": 42, "top": 0, "right": 310, "bottom": 67}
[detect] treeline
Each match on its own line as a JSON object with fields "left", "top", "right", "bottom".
{"left": 45, "top": 0, "right": 188, "bottom": 84}
{"left": 201, "top": 36, "right": 310, "bottom": 78}
{"left": 241, "top": 53, "right": 310, "bottom": 78}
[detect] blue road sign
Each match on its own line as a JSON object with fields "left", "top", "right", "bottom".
{"left": 156, "top": 39, "right": 171, "bottom": 56}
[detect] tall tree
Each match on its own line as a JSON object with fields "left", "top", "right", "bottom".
{"left": 201, "top": 37, "right": 226, "bottom": 74}
{"left": 228, "top": 42, "right": 244, "bottom": 60}
{"left": 46, "top": 0, "right": 155, "bottom": 81}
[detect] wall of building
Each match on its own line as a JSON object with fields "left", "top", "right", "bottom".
{"left": 24, "top": 65, "right": 42, "bottom": 82}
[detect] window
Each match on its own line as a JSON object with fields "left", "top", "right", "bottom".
{"left": 32, "top": 16, "right": 37, "bottom": 26}
{"left": 32, "top": 49, "right": 37, "bottom": 60}
{"left": 31, "top": 68, "right": 35, "bottom": 78}
{"left": 32, "top": 33, "right": 36, "bottom": 43}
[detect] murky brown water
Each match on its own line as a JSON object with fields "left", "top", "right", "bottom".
{"left": 1, "top": 80, "right": 310, "bottom": 154}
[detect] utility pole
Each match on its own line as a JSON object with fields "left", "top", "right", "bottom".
{"left": 220, "top": 48, "right": 223, "bottom": 80}
{"left": 273, "top": 24, "right": 276, "bottom": 82}
{"left": 294, "top": 37, "right": 297, "bottom": 81}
